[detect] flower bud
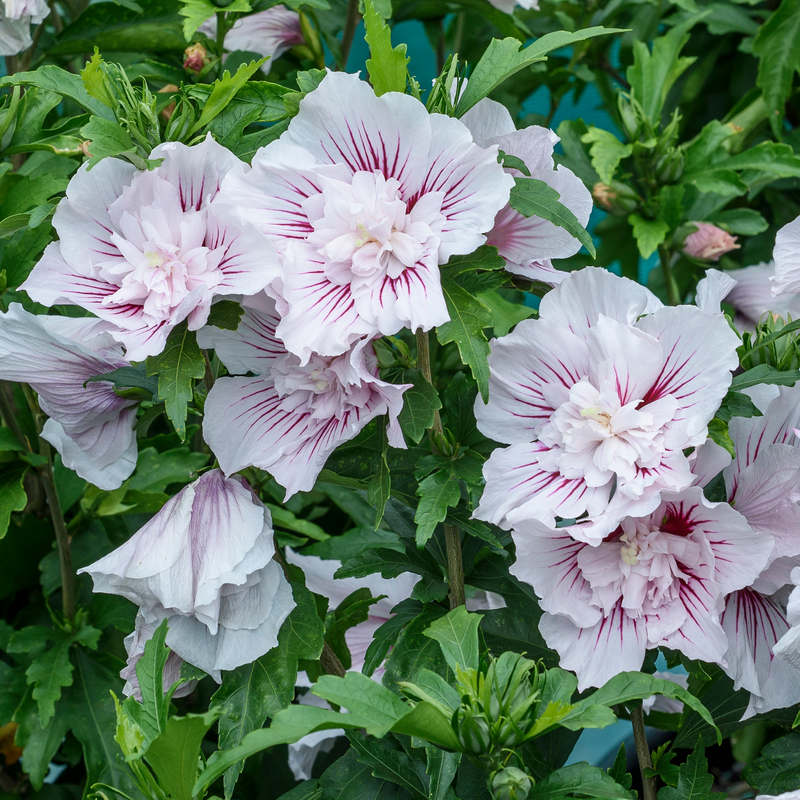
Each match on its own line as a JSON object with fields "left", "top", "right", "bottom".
{"left": 184, "top": 43, "right": 209, "bottom": 74}
{"left": 654, "top": 147, "right": 685, "bottom": 184}
{"left": 491, "top": 767, "right": 532, "bottom": 800}
{"left": 592, "top": 181, "right": 640, "bottom": 216}
{"left": 617, "top": 95, "right": 639, "bottom": 142}
{"left": 457, "top": 708, "right": 491, "bottom": 755}
{"left": 682, "top": 222, "right": 740, "bottom": 262}
{"left": 165, "top": 96, "right": 197, "bottom": 143}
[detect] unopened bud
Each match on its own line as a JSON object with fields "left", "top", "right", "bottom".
{"left": 682, "top": 222, "right": 740, "bottom": 262}
{"left": 617, "top": 95, "right": 639, "bottom": 142}
{"left": 183, "top": 43, "right": 209, "bottom": 74}
{"left": 457, "top": 709, "right": 491, "bottom": 755}
{"left": 654, "top": 147, "right": 685, "bottom": 184}
{"left": 592, "top": 181, "right": 640, "bottom": 216}
{"left": 491, "top": 767, "right": 532, "bottom": 800}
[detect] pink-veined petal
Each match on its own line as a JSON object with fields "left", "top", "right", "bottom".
{"left": 509, "top": 521, "right": 600, "bottom": 627}
{"left": 474, "top": 318, "right": 589, "bottom": 443}
{"left": 636, "top": 305, "right": 740, "bottom": 445}
{"left": 539, "top": 602, "right": 647, "bottom": 691}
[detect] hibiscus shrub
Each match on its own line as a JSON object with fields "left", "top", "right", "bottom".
{"left": 2, "top": 1, "right": 800, "bottom": 800}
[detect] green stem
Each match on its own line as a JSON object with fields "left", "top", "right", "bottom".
{"left": 22, "top": 384, "right": 75, "bottom": 622}
{"left": 658, "top": 244, "right": 680, "bottom": 306}
{"left": 340, "top": 0, "right": 360, "bottom": 69}
{"left": 415, "top": 330, "right": 465, "bottom": 609}
{"left": 631, "top": 704, "right": 657, "bottom": 800}
{"left": 215, "top": 11, "right": 228, "bottom": 58}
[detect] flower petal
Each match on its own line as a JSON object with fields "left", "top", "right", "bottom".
{"left": 772, "top": 216, "right": 800, "bottom": 296}
{"left": 539, "top": 602, "right": 647, "bottom": 691}
{"left": 475, "top": 318, "right": 589, "bottom": 444}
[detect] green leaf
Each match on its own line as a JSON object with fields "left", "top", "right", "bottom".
{"left": 477, "top": 290, "right": 535, "bottom": 337}
{"left": 327, "top": 588, "right": 381, "bottom": 670}
{"left": 363, "top": 0, "right": 408, "bottom": 96}
{"left": 752, "top": 0, "right": 800, "bottom": 137}
{"left": 426, "top": 745, "right": 461, "bottom": 800}
{"left": 707, "top": 418, "right": 735, "bottom": 459}
{"left": 146, "top": 710, "right": 222, "bottom": 800}
{"left": 441, "top": 245, "right": 505, "bottom": 277}
{"left": 436, "top": 279, "right": 492, "bottom": 403}
{"left": 570, "top": 673, "right": 720, "bottom": 743}
{"left": 659, "top": 738, "right": 724, "bottom": 800}
{"left": 207, "top": 299, "right": 245, "bottom": 331}
{"left": 714, "top": 391, "right": 762, "bottom": 424}
{"left": 146, "top": 323, "right": 206, "bottom": 440}
{"left": 25, "top": 634, "right": 75, "bottom": 726}
{"left": 320, "top": 748, "right": 411, "bottom": 800}
{"left": 3, "top": 223, "right": 52, "bottom": 289}
{"left": 706, "top": 208, "right": 768, "bottom": 235}
{"left": 509, "top": 177, "right": 596, "bottom": 257}
{"left": 0, "top": 67, "right": 115, "bottom": 119}
{"left": 626, "top": 15, "right": 703, "bottom": 124}
{"left": 454, "top": 28, "right": 620, "bottom": 117}
{"left": 391, "top": 701, "right": 462, "bottom": 751}
{"left": 0, "top": 465, "right": 27, "bottom": 540}
{"left": 531, "top": 763, "right": 634, "bottom": 800}
{"left": 127, "top": 446, "right": 209, "bottom": 493}
{"left": 629, "top": 214, "right": 669, "bottom": 259}
{"left": 731, "top": 365, "right": 800, "bottom": 390}
{"left": 179, "top": 0, "right": 250, "bottom": 38}
{"left": 52, "top": 0, "right": 186, "bottom": 54}
{"left": 580, "top": 127, "right": 632, "bottom": 185}
{"left": 397, "top": 368, "right": 442, "bottom": 444}
{"left": 367, "top": 424, "right": 391, "bottom": 528}
{"left": 67, "top": 650, "right": 141, "bottom": 797}
{"left": 423, "top": 607, "right": 481, "bottom": 672}
{"left": 189, "top": 58, "right": 268, "bottom": 136}
{"left": 363, "top": 599, "right": 423, "bottom": 677}
{"left": 414, "top": 466, "right": 461, "bottom": 548}
{"left": 312, "top": 672, "right": 411, "bottom": 736}
{"left": 348, "top": 731, "right": 428, "bottom": 800}
{"left": 80, "top": 117, "right": 139, "bottom": 168}
{"left": 127, "top": 618, "right": 171, "bottom": 744}
{"left": 742, "top": 733, "right": 800, "bottom": 795}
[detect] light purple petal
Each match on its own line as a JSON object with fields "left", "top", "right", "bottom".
{"left": 772, "top": 216, "right": 800, "bottom": 297}
{"left": 459, "top": 98, "right": 516, "bottom": 145}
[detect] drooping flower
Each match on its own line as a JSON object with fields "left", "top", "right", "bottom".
{"left": 692, "top": 384, "right": 800, "bottom": 717}
{"left": 487, "top": 0, "right": 539, "bottom": 12}
{"left": 0, "top": 303, "right": 138, "bottom": 490}
{"left": 0, "top": 0, "right": 47, "bottom": 55}
{"left": 216, "top": 71, "right": 514, "bottom": 362}
{"left": 79, "top": 470, "right": 294, "bottom": 681}
{"left": 460, "top": 98, "right": 592, "bottom": 285}
{"left": 772, "top": 215, "right": 800, "bottom": 297}
{"left": 22, "top": 135, "right": 279, "bottom": 361}
{"left": 510, "top": 488, "right": 771, "bottom": 690}
{"left": 120, "top": 612, "right": 197, "bottom": 700}
{"left": 198, "top": 6, "right": 303, "bottom": 61}
{"left": 721, "top": 262, "right": 800, "bottom": 331}
{"left": 284, "top": 548, "right": 505, "bottom": 780}
{"left": 199, "top": 295, "right": 409, "bottom": 498}
{"left": 682, "top": 222, "right": 739, "bottom": 261}
{"left": 474, "top": 267, "right": 740, "bottom": 541}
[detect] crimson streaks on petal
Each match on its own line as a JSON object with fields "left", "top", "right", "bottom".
{"left": 200, "top": 295, "right": 409, "bottom": 499}
{"left": 21, "top": 135, "right": 279, "bottom": 361}
{"left": 216, "top": 71, "right": 514, "bottom": 363}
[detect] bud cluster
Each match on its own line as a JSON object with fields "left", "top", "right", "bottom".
{"left": 740, "top": 314, "right": 800, "bottom": 372}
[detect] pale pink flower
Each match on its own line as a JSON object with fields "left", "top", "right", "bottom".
{"left": 0, "top": 0, "right": 47, "bottom": 54}
{"left": 0, "top": 303, "right": 138, "bottom": 490}
{"left": 79, "top": 470, "right": 294, "bottom": 681}
{"left": 682, "top": 222, "right": 739, "bottom": 262}
{"left": 474, "top": 267, "right": 740, "bottom": 542}
{"left": 510, "top": 488, "right": 770, "bottom": 690}
{"left": 120, "top": 612, "right": 197, "bottom": 700}
{"left": 757, "top": 792, "right": 800, "bottom": 800}
{"left": 722, "top": 262, "right": 800, "bottom": 331}
{"left": 22, "top": 135, "right": 279, "bottom": 361}
{"left": 198, "top": 6, "right": 303, "bottom": 61}
{"left": 772, "top": 215, "right": 800, "bottom": 297}
{"left": 692, "top": 384, "right": 800, "bottom": 717}
{"left": 773, "top": 566, "right": 800, "bottom": 686}
{"left": 216, "top": 71, "right": 514, "bottom": 363}
{"left": 199, "top": 295, "right": 409, "bottom": 498}
{"left": 461, "top": 98, "right": 591, "bottom": 285}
